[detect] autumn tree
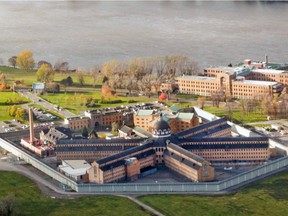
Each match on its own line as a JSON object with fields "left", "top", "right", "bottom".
{"left": 0, "top": 72, "right": 6, "bottom": 83}
{"left": 101, "top": 83, "right": 112, "bottom": 98}
{"left": 159, "top": 92, "right": 167, "bottom": 101}
{"left": 16, "top": 50, "right": 35, "bottom": 71}
{"left": 197, "top": 97, "right": 206, "bottom": 109}
{"left": 8, "top": 105, "right": 17, "bottom": 116}
{"left": 36, "top": 64, "right": 55, "bottom": 83}
{"left": 111, "top": 122, "right": 119, "bottom": 133}
{"left": 8, "top": 56, "right": 17, "bottom": 68}
{"left": 15, "top": 108, "right": 28, "bottom": 122}
{"left": 101, "top": 60, "right": 127, "bottom": 77}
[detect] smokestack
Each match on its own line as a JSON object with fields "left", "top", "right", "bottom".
{"left": 29, "top": 108, "right": 35, "bottom": 144}
{"left": 265, "top": 55, "right": 268, "bottom": 65}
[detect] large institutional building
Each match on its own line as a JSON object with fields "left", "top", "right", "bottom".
{"left": 176, "top": 57, "right": 287, "bottom": 99}
{"left": 56, "top": 115, "right": 271, "bottom": 184}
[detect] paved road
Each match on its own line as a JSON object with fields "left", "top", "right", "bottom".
{"left": 19, "top": 91, "right": 76, "bottom": 118}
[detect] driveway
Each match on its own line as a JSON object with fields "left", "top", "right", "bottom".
{"left": 19, "top": 91, "right": 76, "bottom": 118}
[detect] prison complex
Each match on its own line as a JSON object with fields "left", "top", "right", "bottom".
{"left": 176, "top": 57, "right": 288, "bottom": 99}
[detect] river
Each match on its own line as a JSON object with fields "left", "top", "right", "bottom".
{"left": 0, "top": 1, "right": 287, "bottom": 70}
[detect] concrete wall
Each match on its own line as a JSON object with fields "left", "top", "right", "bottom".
{"left": 0, "top": 138, "right": 77, "bottom": 191}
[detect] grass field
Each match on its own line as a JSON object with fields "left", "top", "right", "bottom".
{"left": 40, "top": 92, "right": 159, "bottom": 114}
{"left": 0, "top": 92, "right": 30, "bottom": 121}
{"left": 0, "top": 171, "right": 149, "bottom": 216}
{"left": 139, "top": 171, "right": 288, "bottom": 216}
{"left": 1, "top": 171, "right": 288, "bottom": 216}
{"left": 0, "top": 66, "right": 98, "bottom": 87}
{"left": 203, "top": 106, "right": 267, "bottom": 124}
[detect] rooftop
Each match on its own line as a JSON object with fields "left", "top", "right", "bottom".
{"left": 235, "top": 79, "right": 280, "bottom": 86}
{"left": 176, "top": 75, "right": 216, "bottom": 81}
{"left": 136, "top": 109, "right": 154, "bottom": 116}
{"left": 252, "top": 69, "right": 285, "bottom": 74}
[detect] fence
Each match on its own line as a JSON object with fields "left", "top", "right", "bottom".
{"left": 1, "top": 137, "right": 288, "bottom": 194}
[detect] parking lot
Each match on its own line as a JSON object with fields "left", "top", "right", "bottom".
{"left": 0, "top": 119, "right": 29, "bottom": 133}
{"left": 31, "top": 106, "right": 59, "bottom": 123}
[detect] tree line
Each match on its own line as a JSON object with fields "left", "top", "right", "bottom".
{"left": 7, "top": 50, "right": 199, "bottom": 93}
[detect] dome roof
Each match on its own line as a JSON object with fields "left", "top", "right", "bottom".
{"left": 152, "top": 116, "right": 171, "bottom": 137}
{"left": 153, "top": 118, "right": 170, "bottom": 131}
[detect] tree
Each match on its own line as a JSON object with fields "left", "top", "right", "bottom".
{"left": 46, "top": 82, "right": 60, "bottom": 93}
{"left": 76, "top": 72, "right": 85, "bottom": 86}
{"left": 0, "top": 73, "right": 6, "bottom": 83}
{"left": 54, "top": 61, "right": 69, "bottom": 72}
{"left": 111, "top": 122, "right": 119, "bottom": 133}
{"left": 60, "top": 76, "right": 73, "bottom": 87}
{"left": 8, "top": 105, "right": 17, "bottom": 116}
{"left": 66, "top": 76, "right": 73, "bottom": 86}
{"left": 15, "top": 108, "right": 28, "bottom": 122}
{"left": 8, "top": 56, "right": 17, "bottom": 68}
{"left": 101, "top": 83, "right": 112, "bottom": 98}
{"left": 197, "top": 97, "right": 206, "bottom": 109}
{"left": 0, "top": 195, "right": 17, "bottom": 216}
{"left": 37, "top": 60, "right": 52, "bottom": 69}
{"left": 36, "top": 64, "right": 55, "bottom": 83}
{"left": 90, "top": 65, "right": 101, "bottom": 87}
{"left": 82, "top": 126, "right": 88, "bottom": 138}
{"left": 124, "top": 74, "right": 138, "bottom": 95}
{"left": 16, "top": 50, "right": 35, "bottom": 71}
{"left": 138, "top": 74, "right": 156, "bottom": 97}
{"left": 159, "top": 92, "right": 167, "bottom": 101}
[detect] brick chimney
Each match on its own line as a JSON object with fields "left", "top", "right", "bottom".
{"left": 29, "top": 108, "right": 35, "bottom": 144}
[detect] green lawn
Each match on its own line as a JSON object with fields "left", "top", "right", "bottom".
{"left": 0, "top": 66, "right": 99, "bottom": 87}
{"left": 203, "top": 106, "right": 267, "bottom": 124}
{"left": 0, "top": 92, "right": 30, "bottom": 121}
{"left": 139, "top": 171, "right": 288, "bottom": 216}
{"left": 0, "top": 171, "right": 149, "bottom": 216}
{"left": 40, "top": 92, "right": 159, "bottom": 114}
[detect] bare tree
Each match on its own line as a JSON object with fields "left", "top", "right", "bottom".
{"left": 90, "top": 65, "right": 101, "bottom": 87}
{"left": 8, "top": 56, "right": 17, "bottom": 68}
{"left": 138, "top": 74, "right": 156, "bottom": 97}
{"left": 54, "top": 61, "right": 69, "bottom": 72}
{"left": 197, "top": 97, "right": 206, "bottom": 109}
{"left": 211, "top": 87, "right": 225, "bottom": 108}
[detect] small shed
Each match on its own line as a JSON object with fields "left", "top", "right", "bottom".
{"left": 32, "top": 82, "right": 46, "bottom": 94}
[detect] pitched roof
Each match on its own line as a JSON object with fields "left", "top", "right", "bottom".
{"left": 167, "top": 142, "right": 205, "bottom": 163}
{"left": 169, "top": 104, "right": 181, "bottom": 112}
{"left": 136, "top": 109, "right": 154, "bottom": 116}
{"left": 176, "top": 118, "right": 227, "bottom": 138}
{"left": 164, "top": 150, "right": 201, "bottom": 170}
{"left": 119, "top": 125, "right": 132, "bottom": 134}
{"left": 176, "top": 112, "right": 194, "bottom": 120}
{"left": 100, "top": 149, "right": 155, "bottom": 171}
{"left": 96, "top": 142, "right": 153, "bottom": 165}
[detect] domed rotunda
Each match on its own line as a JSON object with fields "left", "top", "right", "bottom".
{"left": 152, "top": 115, "right": 171, "bottom": 138}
